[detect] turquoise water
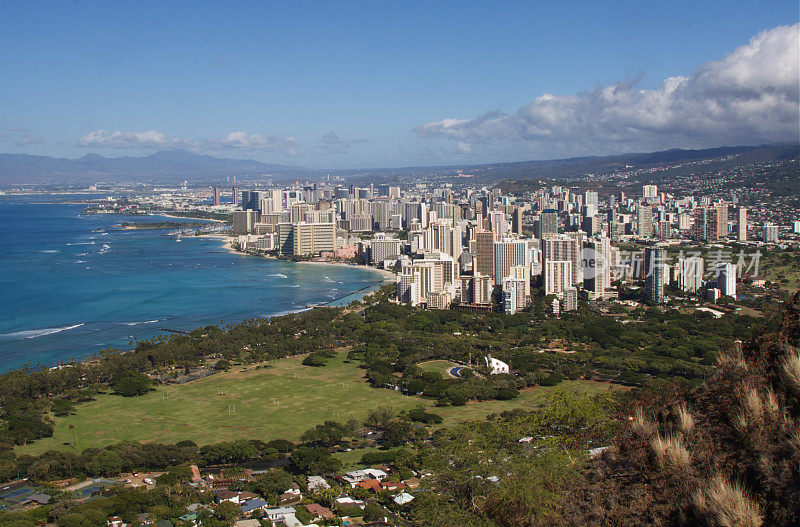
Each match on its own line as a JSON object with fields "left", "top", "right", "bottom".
{"left": 0, "top": 195, "right": 384, "bottom": 371}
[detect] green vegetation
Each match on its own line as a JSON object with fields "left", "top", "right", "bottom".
{"left": 109, "top": 371, "right": 152, "bottom": 397}
{"left": 409, "top": 389, "right": 616, "bottom": 526}
{"left": 16, "top": 353, "right": 418, "bottom": 454}
{"left": 760, "top": 246, "right": 800, "bottom": 291}
{"left": 5, "top": 285, "right": 761, "bottom": 454}
{"left": 18, "top": 353, "right": 610, "bottom": 455}
{"left": 416, "top": 359, "right": 459, "bottom": 378}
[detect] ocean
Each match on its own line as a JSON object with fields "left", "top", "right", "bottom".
{"left": 0, "top": 195, "right": 385, "bottom": 372}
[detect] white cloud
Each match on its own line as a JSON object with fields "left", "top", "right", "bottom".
{"left": 415, "top": 24, "right": 800, "bottom": 158}
{"left": 78, "top": 130, "right": 190, "bottom": 149}
{"left": 77, "top": 130, "right": 299, "bottom": 156}
{"left": 1, "top": 128, "right": 44, "bottom": 147}
{"left": 14, "top": 135, "right": 44, "bottom": 146}
{"left": 314, "top": 131, "right": 367, "bottom": 155}
{"left": 206, "top": 131, "right": 299, "bottom": 154}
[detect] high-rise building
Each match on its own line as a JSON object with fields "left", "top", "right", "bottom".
{"left": 396, "top": 269, "right": 420, "bottom": 306}
{"left": 678, "top": 257, "right": 704, "bottom": 293}
{"left": 501, "top": 277, "right": 527, "bottom": 315}
{"left": 232, "top": 209, "right": 259, "bottom": 234}
{"left": 714, "top": 202, "right": 728, "bottom": 239}
{"left": 764, "top": 224, "right": 779, "bottom": 243}
{"left": 643, "top": 185, "right": 658, "bottom": 199}
{"left": 231, "top": 187, "right": 239, "bottom": 205}
{"left": 213, "top": 187, "right": 221, "bottom": 206}
{"left": 291, "top": 203, "right": 314, "bottom": 224}
{"left": 397, "top": 261, "right": 443, "bottom": 305}
{"left": 678, "top": 213, "right": 691, "bottom": 231}
{"left": 637, "top": 204, "right": 653, "bottom": 238}
{"left": 292, "top": 223, "right": 336, "bottom": 256}
{"left": 562, "top": 287, "right": 578, "bottom": 312}
{"left": 544, "top": 260, "right": 573, "bottom": 296}
{"left": 737, "top": 207, "right": 747, "bottom": 241}
{"left": 370, "top": 235, "right": 401, "bottom": 265}
{"left": 460, "top": 274, "right": 493, "bottom": 305}
{"left": 475, "top": 230, "right": 495, "bottom": 279}
{"left": 644, "top": 247, "right": 666, "bottom": 303}
{"left": 426, "top": 221, "right": 455, "bottom": 257}
{"left": 717, "top": 263, "right": 737, "bottom": 298}
{"left": 277, "top": 223, "right": 294, "bottom": 255}
{"left": 693, "top": 206, "right": 711, "bottom": 241}
{"left": 542, "top": 234, "right": 582, "bottom": 289}
{"left": 511, "top": 207, "right": 523, "bottom": 235}
{"left": 493, "top": 238, "right": 529, "bottom": 294}
{"left": 539, "top": 209, "right": 558, "bottom": 237}
{"left": 583, "top": 236, "right": 610, "bottom": 299}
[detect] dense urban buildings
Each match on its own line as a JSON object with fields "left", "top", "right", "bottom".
{"left": 127, "top": 169, "right": 797, "bottom": 314}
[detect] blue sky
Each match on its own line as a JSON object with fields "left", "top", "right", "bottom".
{"left": 1, "top": 1, "right": 797, "bottom": 168}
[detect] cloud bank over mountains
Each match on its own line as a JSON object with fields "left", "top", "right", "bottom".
{"left": 415, "top": 24, "right": 799, "bottom": 159}
{"left": 78, "top": 130, "right": 300, "bottom": 156}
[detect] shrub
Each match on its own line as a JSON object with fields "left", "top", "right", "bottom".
{"left": 408, "top": 407, "right": 444, "bottom": 424}
{"left": 693, "top": 475, "right": 762, "bottom": 527}
{"left": 650, "top": 433, "right": 690, "bottom": 470}
{"left": 302, "top": 353, "right": 328, "bottom": 367}
{"left": 676, "top": 403, "right": 694, "bottom": 434}
{"left": 214, "top": 359, "right": 231, "bottom": 370}
{"left": 110, "top": 371, "right": 152, "bottom": 397}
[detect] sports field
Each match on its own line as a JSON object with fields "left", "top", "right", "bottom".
{"left": 17, "top": 352, "right": 615, "bottom": 455}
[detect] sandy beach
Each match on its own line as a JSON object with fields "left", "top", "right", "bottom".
{"left": 156, "top": 212, "right": 227, "bottom": 223}
{"left": 187, "top": 233, "right": 396, "bottom": 284}
{"left": 190, "top": 233, "right": 240, "bottom": 255}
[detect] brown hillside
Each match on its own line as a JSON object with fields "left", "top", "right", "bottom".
{"left": 562, "top": 290, "right": 800, "bottom": 526}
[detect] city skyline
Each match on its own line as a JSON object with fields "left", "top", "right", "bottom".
{"left": 0, "top": 1, "right": 798, "bottom": 168}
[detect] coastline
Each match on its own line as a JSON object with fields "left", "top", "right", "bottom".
{"left": 187, "top": 233, "right": 396, "bottom": 285}
{"left": 155, "top": 212, "right": 227, "bottom": 223}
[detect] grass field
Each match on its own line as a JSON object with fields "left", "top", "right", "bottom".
{"left": 18, "top": 353, "right": 617, "bottom": 455}
{"left": 416, "top": 360, "right": 460, "bottom": 378}
{"left": 762, "top": 257, "right": 800, "bottom": 291}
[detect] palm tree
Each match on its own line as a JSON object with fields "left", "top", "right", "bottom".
{"left": 68, "top": 423, "right": 76, "bottom": 450}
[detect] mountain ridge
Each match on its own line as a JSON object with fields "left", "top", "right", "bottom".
{"left": 0, "top": 143, "right": 796, "bottom": 185}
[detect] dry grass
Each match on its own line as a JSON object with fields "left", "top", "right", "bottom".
{"left": 650, "top": 433, "right": 691, "bottom": 470}
{"left": 763, "top": 387, "right": 780, "bottom": 423}
{"left": 717, "top": 347, "right": 747, "bottom": 370}
{"left": 694, "top": 475, "right": 762, "bottom": 527}
{"left": 736, "top": 386, "right": 782, "bottom": 433}
{"left": 782, "top": 349, "right": 800, "bottom": 394}
{"left": 632, "top": 407, "right": 653, "bottom": 436}
{"left": 788, "top": 427, "right": 800, "bottom": 456}
{"left": 744, "top": 388, "right": 765, "bottom": 424}
{"left": 676, "top": 403, "right": 695, "bottom": 434}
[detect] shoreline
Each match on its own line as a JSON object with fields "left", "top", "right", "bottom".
{"left": 187, "top": 233, "right": 396, "bottom": 284}
{"left": 155, "top": 212, "right": 227, "bottom": 223}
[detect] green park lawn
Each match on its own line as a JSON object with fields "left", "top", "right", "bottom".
{"left": 416, "top": 359, "right": 460, "bottom": 378}
{"left": 17, "top": 352, "right": 617, "bottom": 455}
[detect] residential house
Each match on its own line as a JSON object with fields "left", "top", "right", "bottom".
{"left": 240, "top": 498, "right": 269, "bottom": 514}
{"left": 264, "top": 506, "right": 296, "bottom": 523}
{"left": 305, "top": 503, "right": 334, "bottom": 521}
{"left": 335, "top": 495, "right": 366, "bottom": 509}
{"left": 307, "top": 475, "right": 331, "bottom": 491}
{"left": 394, "top": 492, "right": 415, "bottom": 506}
{"left": 341, "top": 468, "right": 388, "bottom": 487}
